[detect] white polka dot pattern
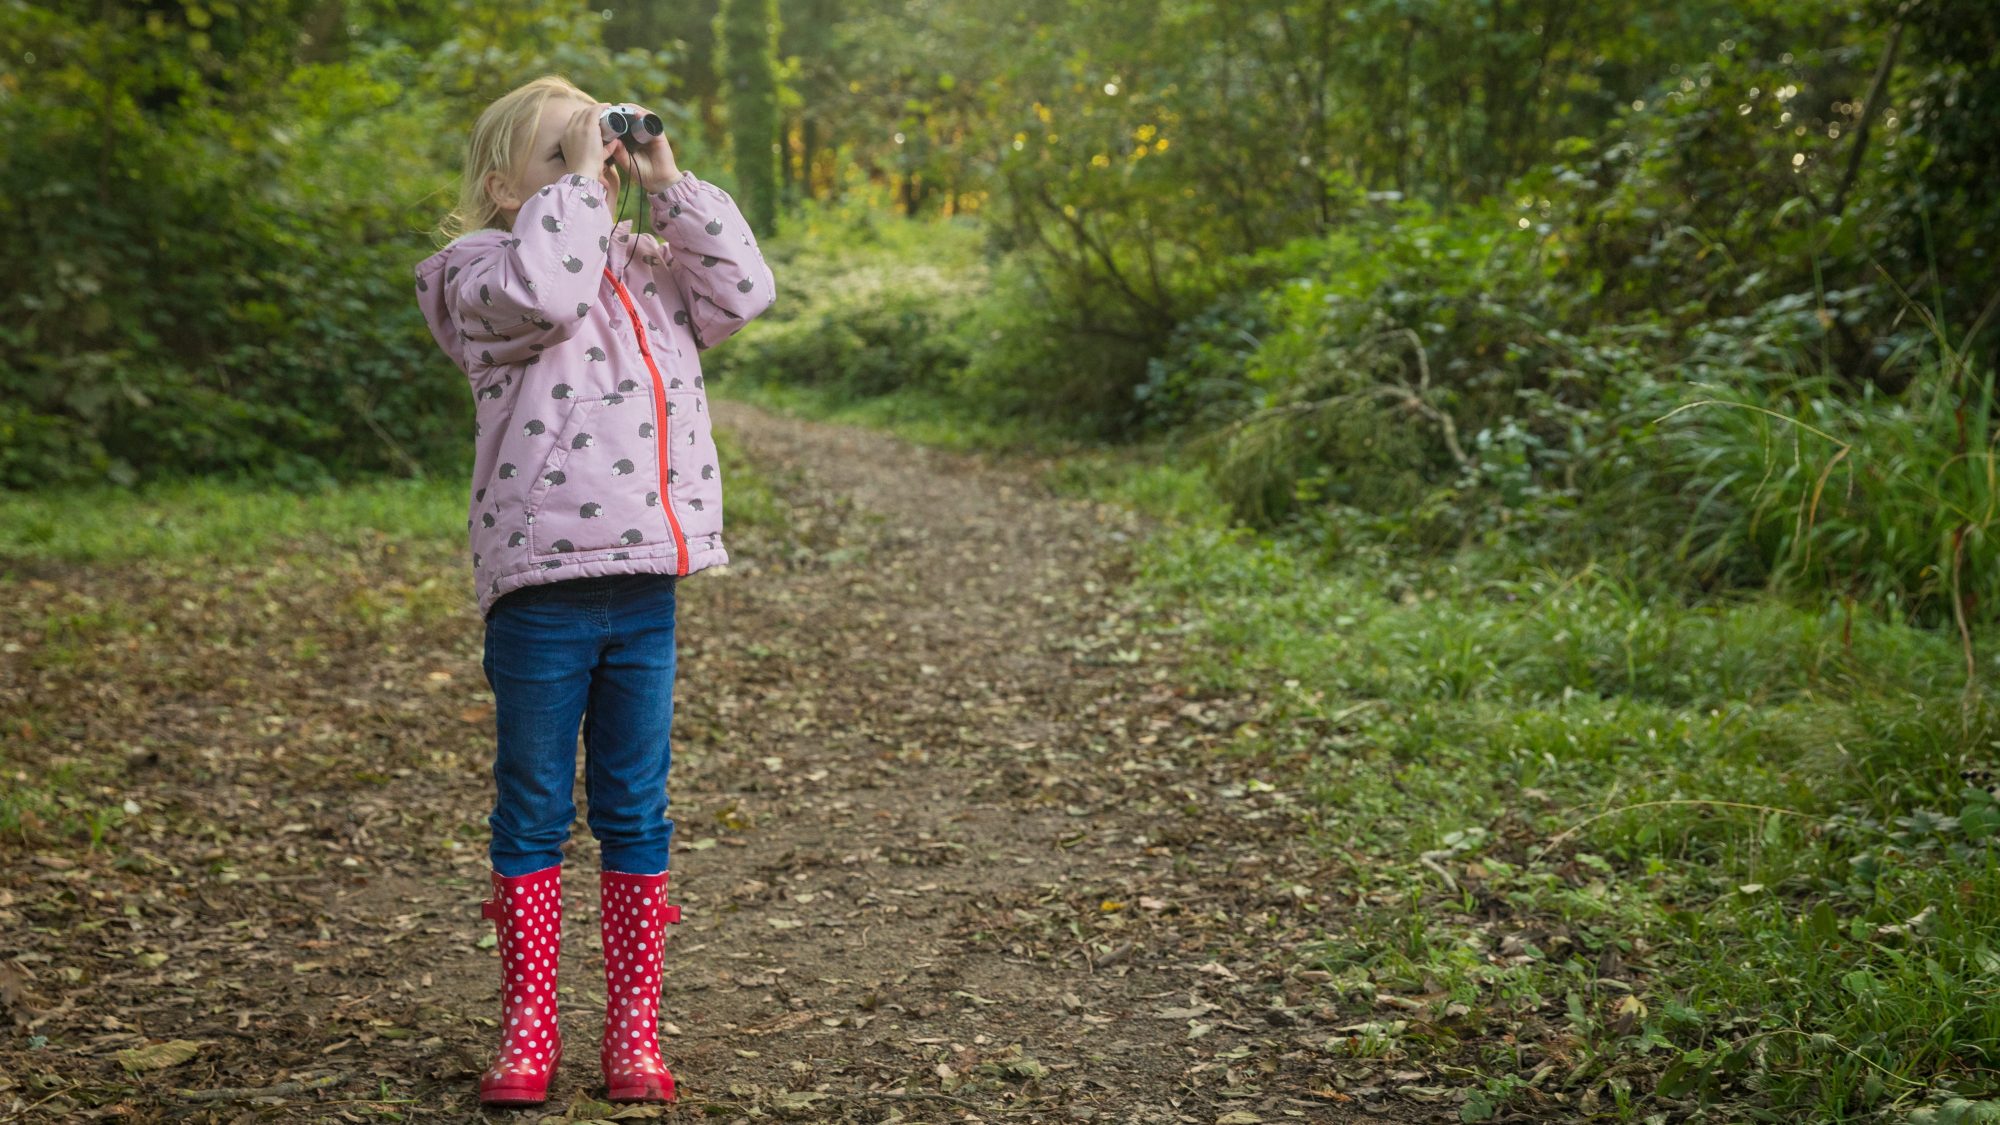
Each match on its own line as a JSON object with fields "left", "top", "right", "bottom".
{"left": 477, "top": 864, "right": 564, "bottom": 1105}
{"left": 598, "top": 867, "right": 683, "bottom": 1102}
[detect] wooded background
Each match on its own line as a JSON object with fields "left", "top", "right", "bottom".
{"left": 4, "top": 0, "right": 1995, "bottom": 629}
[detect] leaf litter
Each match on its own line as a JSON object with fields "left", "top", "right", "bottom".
{"left": 0, "top": 403, "right": 1440, "bottom": 1122}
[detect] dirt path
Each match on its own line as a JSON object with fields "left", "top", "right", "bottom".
{"left": 0, "top": 404, "right": 1441, "bottom": 1123}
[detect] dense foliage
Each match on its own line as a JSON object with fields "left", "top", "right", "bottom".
{"left": 0, "top": 0, "right": 754, "bottom": 488}
{"left": 7, "top": 0, "right": 1985, "bottom": 619}
{"left": 745, "top": 0, "right": 1998, "bottom": 630}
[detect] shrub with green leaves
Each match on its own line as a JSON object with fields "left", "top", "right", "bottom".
{"left": 1126, "top": 173, "right": 1994, "bottom": 624}
{"left": 708, "top": 207, "right": 987, "bottom": 399}
{"left": 0, "top": 0, "right": 692, "bottom": 488}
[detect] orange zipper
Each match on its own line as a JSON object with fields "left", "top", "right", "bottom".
{"left": 605, "top": 268, "right": 689, "bottom": 575}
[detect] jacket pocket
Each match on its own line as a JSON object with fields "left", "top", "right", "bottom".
{"left": 667, "top": 391, "right": 724, "bottom": 540}
{"left": 523, "top": 389, "right": 670, "bottom": 559}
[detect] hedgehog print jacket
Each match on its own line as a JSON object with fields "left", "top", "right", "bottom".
{"left": 413, "top": 170, "right": 774, "bottom": 619}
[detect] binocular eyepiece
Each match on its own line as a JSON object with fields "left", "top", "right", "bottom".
{"left": 599, "top": 104, "right": 664, "bottom": 147}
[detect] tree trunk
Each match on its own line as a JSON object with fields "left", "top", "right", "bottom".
{"left": 801, "top": 116, "right": 819, "bottom": 201}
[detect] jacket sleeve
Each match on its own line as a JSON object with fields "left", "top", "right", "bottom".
{"left": 447, "top": 173, "right": 617, "bottom": 369}
{"left": 642, "top": 171, "right": 777, "bottom": 351}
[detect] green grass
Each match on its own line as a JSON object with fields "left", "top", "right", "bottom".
{"left": 1107, "top": 460, "right": 2000, "bottom": 1120}
{"left": 709, "top": 424, "right": 789, "bottom": 530}
{"left": 0, "top": 750, "right": 123, "bottom": 846}
{"left": 1646, "top": 357, "right": 1999, "bottom": 632}
{"left": 0, "top": 431, "right": 794, "bottom": 567}
{"left": 0, "top": 474, "right": 468, "bottom": 563}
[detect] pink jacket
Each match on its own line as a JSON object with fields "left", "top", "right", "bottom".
{"left": 413, "top": 170, "right": 775, "bottom": 618}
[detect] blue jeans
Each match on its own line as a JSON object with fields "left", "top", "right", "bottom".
{"left": 480, "top": 573, "right": 679, "bottom": 877}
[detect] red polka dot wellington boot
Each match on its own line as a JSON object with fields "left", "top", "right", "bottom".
{"left": 598, "top": 868, "right": 684, "bottom": 1102}
{"left": 477, "top": 864, "right": 565, "bottom": 1106}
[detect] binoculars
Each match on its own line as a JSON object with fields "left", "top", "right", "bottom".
{"left": 599, "top": 104, "right": 664, "bottom": 147}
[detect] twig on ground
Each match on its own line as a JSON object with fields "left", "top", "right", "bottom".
{"left": 836, "top": 1088, "right": 1038, "bottom": 1113}
{"left": 173, "top": 1073, "right": 355, "bottom": 1102}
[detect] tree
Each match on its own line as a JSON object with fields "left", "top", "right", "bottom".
{"left": 717, "top": 0, "right": 782, "bottom": 235}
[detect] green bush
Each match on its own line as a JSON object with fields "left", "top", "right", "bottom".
{"left": 714, "top": 273, "right": 976, "bottom": 396}
{"left": 711, "top": 206, "right": 988, "bottom": 398}
{"left": 1159, "top": 201, "right": 1586, "bottom": 531}
{"left": 1132, "top": 192, "right": 1993, "bottom": 626}
{"left": 0, "top": 1, "right": 687, "bottom": 489}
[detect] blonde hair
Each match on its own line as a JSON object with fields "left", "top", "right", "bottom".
{"left": 439, "top": 75, "right": 594, "bottom": 240}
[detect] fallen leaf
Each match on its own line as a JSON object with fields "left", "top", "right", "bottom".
{"left": 1609, "top": 993, "right": 1648, "bottom": 1036}
{"left": 773, "top": 1091, "right": 828, "bottom": 1113}
{"left": 116, "top": 1039, "right": 204, "bottom": 1073}
{"left": 998, "top": 1054, "right": 1048, "bottom": 1080}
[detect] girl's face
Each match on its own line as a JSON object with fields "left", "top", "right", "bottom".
{"left": 487, "top": 96, "right": 619, "bottom": 229}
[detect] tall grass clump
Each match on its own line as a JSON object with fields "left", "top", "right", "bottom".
{"left": 1648, "top": 345, "right": 1998, "bottom": 633}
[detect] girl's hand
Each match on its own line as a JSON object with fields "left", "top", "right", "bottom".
{"left": 609, "top": 104, "right": 683, "bottom": 187}
{"left": 561, "top": 103, "right": 614, "bottom": 180}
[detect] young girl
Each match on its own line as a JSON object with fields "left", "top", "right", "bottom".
{"left": 412, "top": 75, "right": 774, "bottom": 1106}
